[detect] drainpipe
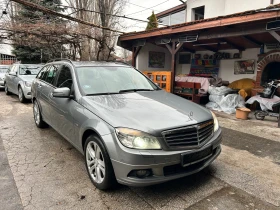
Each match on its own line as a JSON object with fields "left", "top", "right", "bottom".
{"left": 271, "top": 0, "right": 274, "bottom": 5}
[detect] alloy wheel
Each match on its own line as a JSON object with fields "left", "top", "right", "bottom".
{"left": 86, "top": 141, "right": 106, "bottom": 184}
{"left": 5, "top": 84, "right": 8, "bottom": 94}
{"left": 18, "top": 88, "right": 23, "bottom": 101}
{"left": 33, "top": 101, "right": 40, "bottom": 125}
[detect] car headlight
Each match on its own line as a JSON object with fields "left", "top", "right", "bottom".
{"left": 116, "top": 128, "right": 161, "bottom": 150}
{"left": 24, "top": 81, "right": 32, "bottom": 87}
{"left": 211, "top": 111, "right": 219, "bottom": 132}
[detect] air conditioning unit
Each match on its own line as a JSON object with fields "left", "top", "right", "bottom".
{"left": 265, "top": 43, "right": 280, "bottom": 49}
{"left": 133, "top": 40, "right": 146, "bottom": 47}
{"left": 177, "top": 35, "right": 198, "bottom": 43}
{"left": 266, "top": 20, "right": 280, "bottom": 30}
{"left": 155, "top": 38, "right": 171, "bottom": 45}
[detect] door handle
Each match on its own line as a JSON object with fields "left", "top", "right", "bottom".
{"left": 37, "top": 84, "right": 42, "bottom": 88}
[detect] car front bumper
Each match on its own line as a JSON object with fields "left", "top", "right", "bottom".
{"left": 108, "top": 128, "right": 222, "bottom": 187}
{"left": 0, "top": 80, "right": 4, "bottom": 86}
{"left": 21, "top": 85, "right": 32, "bottom": 99}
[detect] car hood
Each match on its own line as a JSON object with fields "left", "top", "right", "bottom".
{"left": 19, "top": 75, "right": 36, "bottom": 82}
{"left": 81, "top": 90, "right": 212, "bottom": 136}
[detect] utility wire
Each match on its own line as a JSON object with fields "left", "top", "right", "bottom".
{"left": 62, "top": 5, "right": 169, "bottom": 26}
{"left": 10, "top": 0, "right": 124, "bottom": 33}
{"left": 126, "top": 0, "right": 170, "bottom": 16}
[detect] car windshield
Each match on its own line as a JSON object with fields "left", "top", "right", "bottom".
{"left": 19, "top": 65, "right": 42, "bottom": 75}
{"left": 76, "top": 66, "right": 158, "bottom": 95}
{"left": 0, "top": 66, "right": 9, "bottom": 73}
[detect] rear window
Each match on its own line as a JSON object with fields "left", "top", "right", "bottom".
{"left": 19, "top": 65, "right": 42, "bottom": 75}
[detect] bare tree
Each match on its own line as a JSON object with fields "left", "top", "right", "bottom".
{"left": 65, "top": 0, "right": 127, "bottom": 60}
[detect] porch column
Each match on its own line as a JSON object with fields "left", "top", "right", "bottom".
{"left": 131, "top": 46, "right": 142, "bottom": 67}
{"left": 165, "top": 41, "right": 183, "bottom": 93}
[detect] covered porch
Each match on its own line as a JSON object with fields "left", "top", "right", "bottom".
{"left": 118, "top": 4, "right": 280, "bottom": 96}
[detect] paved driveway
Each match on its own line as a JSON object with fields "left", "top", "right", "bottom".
{"left": 0, "top": 91, "right": 279, "bottom": 210}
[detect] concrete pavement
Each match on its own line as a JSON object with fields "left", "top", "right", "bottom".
{"left": 0, "top": 91, "right": 279, "bottom": 210}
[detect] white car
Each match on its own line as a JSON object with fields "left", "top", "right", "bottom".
{"left": 0, "top": 65, "right": 10, "bottom": 88}
{"left": 5, "top": 64, "right": 42, "bottom": 102}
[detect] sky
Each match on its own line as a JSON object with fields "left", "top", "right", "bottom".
{"left": 122, "top": 0, "right": 182, "bottom": 32}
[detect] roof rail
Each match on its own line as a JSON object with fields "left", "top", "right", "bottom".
{"left": 46, "top": 58, "right": 73, "bottom": 64}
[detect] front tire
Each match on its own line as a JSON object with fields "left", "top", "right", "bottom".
{"left": 33, "top": 100, "right": 48, "bottom": 128}
{"left": 84, "top": 135, "right": 117, "bottom": 190}
{"left": 4, "top": 83, "right": 10, "bottom": 95}
{"left": 18, "top": 86, "right": 27, "bottom": 103}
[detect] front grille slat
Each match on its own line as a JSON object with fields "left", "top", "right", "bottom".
{"left": 165, "top": 132, "right": 198, "bottom": 139}
{"left": 166, "top": 136, "right": 198, "bottom": 142}
{"left": 162, "top": 121, "right": 214, "bottom": 149}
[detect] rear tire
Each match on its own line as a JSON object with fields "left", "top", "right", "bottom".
{"left": 33, "top": 99, "right": 48, "bottom": 128}
{"left": 84, "top": 135, "right": 117, "bottom": 190}
{"left": 255, "top": 111, "right": 265, "bottom": 120}
{"left": 4, "top": 83, "right": 10, "bottom": 95}
{"left": 18, "top": 86, "right": 27, "bottom": 103}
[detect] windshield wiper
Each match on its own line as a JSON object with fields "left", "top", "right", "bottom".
{"left": 119, "top": 89, "right": 154, "bottom": 93}
{"left": 86, "top": 92, "right": 119, "bottom": 96}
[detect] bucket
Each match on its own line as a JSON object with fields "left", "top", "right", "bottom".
{"left": 236, "top": 107, "right": 251, "bottom": 120}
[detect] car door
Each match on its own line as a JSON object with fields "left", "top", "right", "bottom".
{"left": 48, "top": 64, "right": 76, "bottom": 143}
{"left": 6, "top": 65, "right": 17, "bottom": 93}
{"left": 36, "top": 65, "right": 53, "bottom": 124}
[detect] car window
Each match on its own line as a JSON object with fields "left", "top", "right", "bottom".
{"left": 37, "top": 66, "right": 49, "bottom": 81}
{"left": 56, "top": 65, "right": 73, "bottom": 89}
{"left": 45, "top": 65, "right": 58, "bottom": 86}
{"left": 75, "top": 66, "right": 157, "bottom": 95}
{"left": 19, "top": 65, "right": 42, "bottom": 75}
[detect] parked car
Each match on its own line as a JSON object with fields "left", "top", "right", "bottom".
{"left": 0, "top": 65, "right": 10, "bottom": 88}
{"left": 5, "top": 64, "right": 43, "bottom": 102}
{"left": 31, "top": 59, "right": 222, "bottom": 190}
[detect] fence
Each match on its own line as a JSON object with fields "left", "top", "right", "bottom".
{"left": 0, "top": 53, "right": 17, "bottom": 65}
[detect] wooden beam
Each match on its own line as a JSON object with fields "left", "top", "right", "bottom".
{"left": 171, "top": 41, "right": 176, "bottom": 93}
{"left": 119, "top": 11, "right": 279, "bottom": 41}
{"left": 196, "top": 44, "right": 218, "bottom": 52}
{"left": 220, "top": 38, "right": 245, "bottom": 51}
{"left": 165, "top": 44, "right": 172, "bottom": 54}
{"left": 269, "top": 31, "right": 280, "bottom": 42}
{"left": 131, "top": 46, "right": 142, "bottom": 67}
{"left": 242, "top": 35, "right": 262, "bottom": 46}
{"left": 174, "top": 43, "right": 184, "bottom": 54}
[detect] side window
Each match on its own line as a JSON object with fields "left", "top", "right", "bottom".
{"left": 56, "top": 65, "right": 73, "bottom": 89}
{"left": 38, "top": 66, "right": 49, "bottom": 81}
{"left": 37, "top": 66, "right": 47, "bottom": 79}
{"left": 45, "top": 65, "right": 58, "bottom": 85}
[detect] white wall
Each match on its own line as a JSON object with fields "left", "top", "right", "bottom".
{"left": 136, "top": 43, "right": 172, "bottom": 71}
{"left": 175, "top": 48, "right": 260, "bottom": 83}
{"left": 186, "top": 0, "right": 276, "bottom": 22}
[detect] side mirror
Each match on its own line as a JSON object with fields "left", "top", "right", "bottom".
{"left": 52, "top": 87, "right": 71, "bottom": 98}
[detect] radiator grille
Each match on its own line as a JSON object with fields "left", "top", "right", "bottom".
{"left": 162, "top": 121, "right": 214, "bottom": 149}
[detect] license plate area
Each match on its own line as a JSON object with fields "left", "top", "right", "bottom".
{"left": 181, "top": 146, "right": 213, "bottom": 167}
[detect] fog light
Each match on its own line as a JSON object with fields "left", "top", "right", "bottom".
{"left": 136, "top": 169, "right": 151, "bottom": 178}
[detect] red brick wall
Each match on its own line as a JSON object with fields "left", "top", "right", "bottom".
{"left": 256, "top": 50, "right": 280, "bottom": 88}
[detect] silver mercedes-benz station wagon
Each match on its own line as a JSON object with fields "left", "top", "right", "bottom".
{"left": 31, "top": 59, "right": 222, "bottom": 190}
{"left": 5, "top": 64, "right": 42, "bottom": 102}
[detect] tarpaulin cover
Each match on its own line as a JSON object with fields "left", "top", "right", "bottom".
{"left": 246, "top": 95, "right": 280, "bottom": 111}
{"left": 206, "top": 86, "right": 245, "bottom": 114}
